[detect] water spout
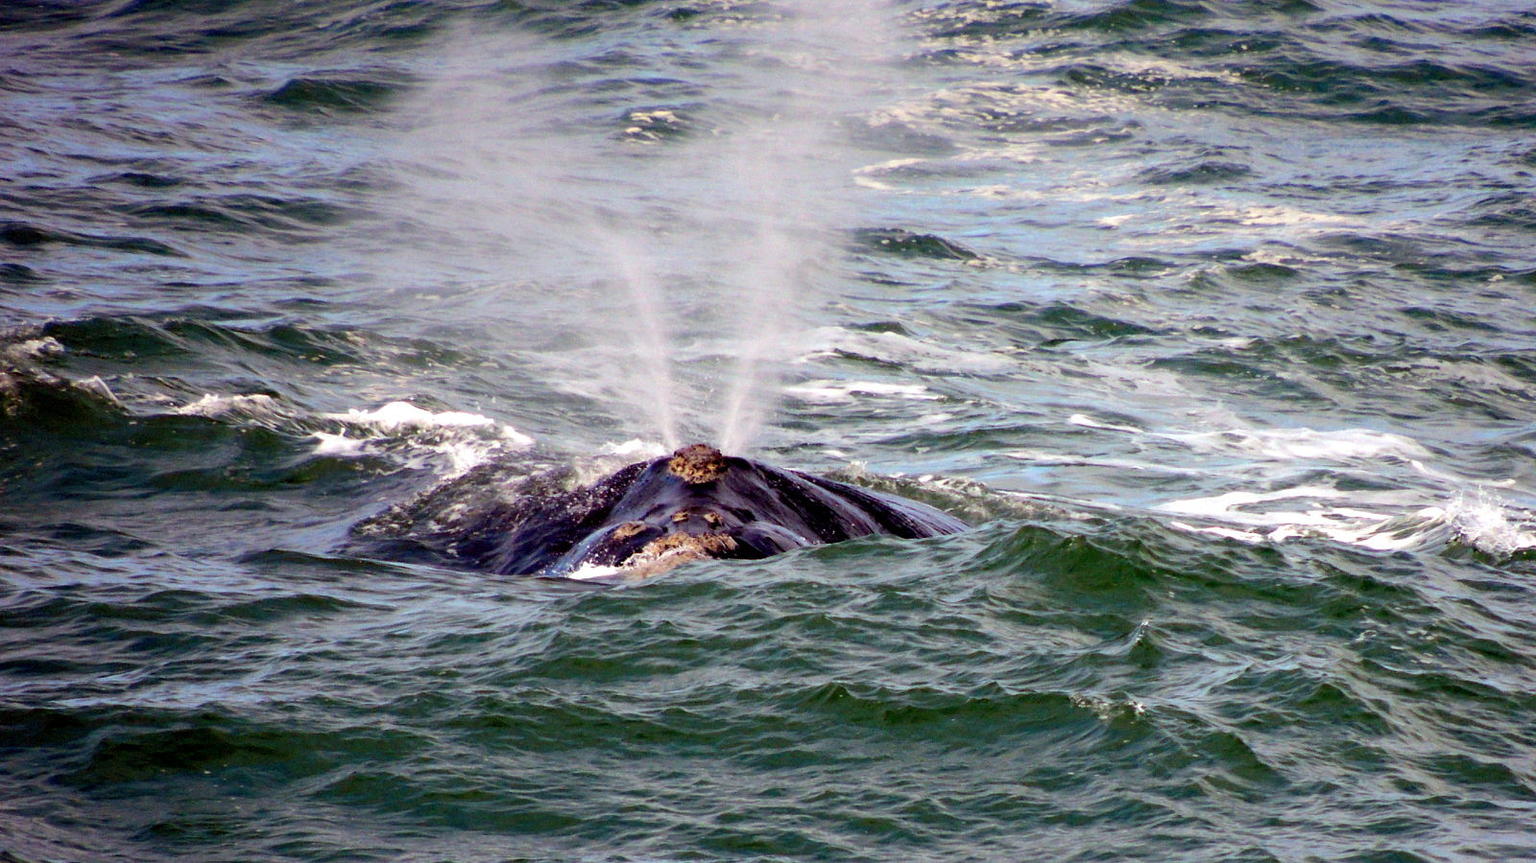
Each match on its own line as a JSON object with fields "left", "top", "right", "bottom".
{"left": 380, "top": 0, "right": 901, "bottom": 454}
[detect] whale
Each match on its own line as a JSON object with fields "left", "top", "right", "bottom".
{"left": 354, "top": 444, "right": 967, "bottom": 579}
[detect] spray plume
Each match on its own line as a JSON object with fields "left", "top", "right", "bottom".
{"left": 378, "top": 0, "right": 900, "bottom": 454}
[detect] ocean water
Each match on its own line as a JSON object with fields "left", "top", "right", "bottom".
{"left": 4, "top": 1, "right": 1536, "bottom": 860}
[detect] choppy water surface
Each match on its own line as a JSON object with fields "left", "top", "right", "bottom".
{"left": 4, "top": 1, "right": 1536, "bottom": 860}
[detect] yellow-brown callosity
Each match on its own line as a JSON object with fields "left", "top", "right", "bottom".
{"left": 640, "top": 532, "right": 737, "bottom": 558}
{"left": 612, "top": 521, "right": 648, "bottom": 539}
{"left": 669, "top": 508, "right": 725, "bottom": 527}
{"left": 623, "top": 532, "right": 740, "bottom": 579}
{"left": 667, "top": 444, "right": 727, "bottom": 485}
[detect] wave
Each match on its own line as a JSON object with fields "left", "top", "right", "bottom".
{"left": 1, "top": 220, "right": 185, "bottom": 257}
{"left": 4, "top": 1, "right": 1536, "bottom": 860}
{"left": 6, "top": 500, "right": 1536, "bottom": 862}
{"left": 263, "top": 76, "right": 406, "bottom": 114}
{"left": 912, "top": 1, "right": 1536, "bottom": 128}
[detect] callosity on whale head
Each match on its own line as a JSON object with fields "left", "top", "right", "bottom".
{"left": 351, "top": 443, "right": 968, "bottom": 579}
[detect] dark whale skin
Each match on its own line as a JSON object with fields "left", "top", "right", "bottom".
{"left": 435, "top": 444, "right": 967, "bottom": 578}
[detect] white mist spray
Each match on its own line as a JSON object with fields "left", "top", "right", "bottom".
{"left": 374, "top": 1, "right": 902, "bottom": 454}
{"left": 710, "top": 0, "right": 901, "bottom": 453}
{"left": 376, "top": 25, "right": 687, "bottom": 446}
{"left": 597, "top": 226, "right": 681, "bottom": 450}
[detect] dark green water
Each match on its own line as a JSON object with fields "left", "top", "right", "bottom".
{"left": 4, "top": 1, "right": 1536, "bottom": 860}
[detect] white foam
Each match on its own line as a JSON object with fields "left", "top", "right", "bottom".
{"left": 1240, "top": 248, "right": 1328, "bottom": 267}
{"left": 601, "top": 438, "right": 668, "bottom": 458}
{"left": 3, "top": 336, "right": 65, "bottom": 361}
{"left": 1050, "top": 411, "right": 1531, "bottom": 555}
{"left": 1005, "top": 448, "right": 1199, "bottom": 475}
{"left": 784, "top": 380, "right": 941, "bottom": 404}
{"left": 310, "top": 431, "right": 366, "bottom": 456}
{"left": 1156, "top": 482, "right": 1536, "bottom": 555}
{"left": 328, "top": 401, "right": 501, "bottom": 433}
{"left": 1067, "top": 413, "right": 1142, "bottom": 434}
{"left": 1446, "top": 489, "right": 1536, "bottom": 556}
{"left": 1074, "top": 414, "right": 1435, "bottom": 466}
{"left": 1157, "top": 485, "right": 1349, "bottom": 519}
{"left": 1165, "top": 427, "right": 1432, "bottom": 463}
{"left": 806, "top": 327, "right": 1014, "bottom": 374}
{"left": 73, "top": 375, "right": 121, "bottom": 405}
{"left": 328, "top": 401, "right": 533, "bottom": 445}
{"left": 172, "top": 393, "right": 284, "bottom": 419}
{"left": 565, "top": 563, "right": 623, "bottom": 582}
{"left": 1162, "top": 499, "right": 1449, "bottom": 552}
{"left": 1231, "top": 204, "right": 1353, "bottom": 228}
{"left": 440, "top": 440, "right": 509, "bottom": 476}
{"left": 851, "top": 157, "right": 930, "bottom": 190}
{"left": 316, "top": 400, "right": 535, "bottom": 477}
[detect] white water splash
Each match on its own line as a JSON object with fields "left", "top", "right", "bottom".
{"left": 600, "top": 438, "right": 668, "bottom": 459}
{"left": 317, "top": 400, "right": 534, "bottom": 476}
{"left": 1444, "top": 488, "right": 1536, "bottom": 556}
{"left": 324, "top": 401, "right": 517, "bottom": 435}
{"left": 172, "top": 393, "right": 286, "bottom": 420}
